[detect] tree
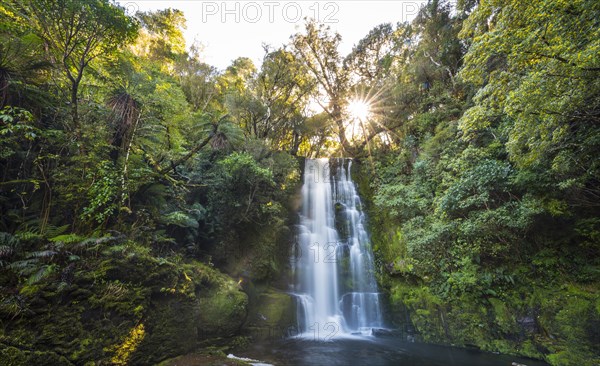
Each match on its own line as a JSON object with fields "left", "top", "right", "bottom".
{"left": 459, "top": 0, "right": 600, "bottom": 207}
{"left": 291, "top": 21, "right": 351, "bottom": 152}
{"left": 410, "top": 0, "right": 465, "bottom": 90}
{"left": 255, "top": 47, "right": 315, "bottom": 153}
{"left": 177, "top": 44, "right": 219, "bottom": 113}
{"left": 135, "top": 8, "right": 186, "bottom": 71}
{"left": 344, "top": 23, "right": 396, "bottom": 84}
{"left": 16, "top": 0, "right": 138, "bottom": 135}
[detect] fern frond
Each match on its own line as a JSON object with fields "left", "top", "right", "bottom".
{"left": 27, "top": 264, "right": 57, "bottom": 285}
{"left": 74, "top": 235, "right": 124, "bottom": 251}
{"left": 101, "top": 244, "right": 127, "bottom": 256}
{"left": 0, "top": 295, "right": 27, "bottom": 319}
{"left": 0, "top": 232, "right": 20, "bottom": 251}
{"left": 26, "top": 250, "right": 57, "bottom": 259}
{"left": 43, "top": 224, "right": 70, "bottom": 238}
{"left": 8, "top": 259, "right": 38, "bottom": 276}
{"left": 49, "top": 233, "right": 84, "bottom": 244}
{"left": 0, "top": 245, "right": 14, "bottom": 258}
{"left": 7, "top": 259, "right": 38, "bottom": 269}
{"left": 15, "top": 231, "right": 42, "bottom": 241}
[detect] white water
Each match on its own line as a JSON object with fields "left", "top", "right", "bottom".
{"left": 291, "top": 158, "right": 383, "bottom": 339}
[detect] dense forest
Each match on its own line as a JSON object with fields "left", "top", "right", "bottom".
{"left": 0, "top": 0, "right": 598, "bottom": 365}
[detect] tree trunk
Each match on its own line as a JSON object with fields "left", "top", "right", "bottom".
{"left": 332, "top": 104, "right": 350, "bottom": 154}
{"left": 71, "top": 81, "right": 80, "bottom": 139}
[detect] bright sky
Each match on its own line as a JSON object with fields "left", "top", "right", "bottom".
{"left": 118, "top": 0, "right": 426, "bottom": 70}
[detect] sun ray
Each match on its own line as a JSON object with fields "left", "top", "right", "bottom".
{"left": 345, "top": 83, "right": 390, "bottom": 142}
{"left": 348, "top": 99, "right": 371, "bottom": 121}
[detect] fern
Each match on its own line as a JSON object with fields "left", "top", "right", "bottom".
{"left": 8, "top": 259, "right": 39, "bottom": 276}
{"left": 0, "top": 232, "right": 19, "bottom": 262}
{"left": 161, "top": 211, "right": 199, "bottom": 228}
{"left": 15, "top": 230, "right": 42, "bottom": 241}
{"left": 43, "top": 224, "right": 70, "bottom": 238}
{"left": 0, "top": 295, "right": 27, "bottom": 319}
{"left": 75, "top": 235, "right": 123, "bottom": 249}
{"left": 49, "top": 233, "right": 84, "bottom": 244}
{"left": 0, "top": 245, "right": 14, "bottom": 257}
{"left": 27, "top": 264, "right": 57, "bottom": 285}
{"left": 102, "top": 244, "right": 127, "bottom": 256}
{"left": 26, "top": 250, "right": 57, "bottom": 259}
{"left": 14, "top": 217, "right": 43, "bottom": 241}
{"left": 0, "top": 232, "right": 19, "bottom": 246}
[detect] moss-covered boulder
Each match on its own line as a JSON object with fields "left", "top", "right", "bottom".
{"left": 198, "top": 280, "right": 248, "bottom": 340}
{"left": 130, "top": 295, "right": 200, "bottom": 365}
{"left": 244, "top": 288, "right": 296, "bottom": 341}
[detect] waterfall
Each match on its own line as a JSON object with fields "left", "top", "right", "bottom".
{"left": 291, "top": 158, "right": 383, "bottom": 339}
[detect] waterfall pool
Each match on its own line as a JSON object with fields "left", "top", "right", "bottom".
{"left": 235, "top": 336, "right": 549, "bottom": 366}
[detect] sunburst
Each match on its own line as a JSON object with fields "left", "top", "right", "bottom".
{"left": 344, "top": 85, "right": 390, "bottom": 143}
{"left": 348, "top": 99, "right": 371, "bottom": 121}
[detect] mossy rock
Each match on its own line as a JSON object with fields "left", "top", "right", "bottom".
{"left": 245, "top": 288, "right": 296, "bottom": 341}
{"left": 130, "top": 295, "right": 201, "bottom": 365}
{"left": 198, "top": 281, "right": 248, "bottom": 340}
{"left": 1, "top": 248, "right": 250, "bottom": 365}
{"left": 0, "top": 345, "right": 72, "bottom": 366}
{"left": 334, "top": 202, "right": 350, "bottom": 241}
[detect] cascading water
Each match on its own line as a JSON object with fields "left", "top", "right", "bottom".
{"left": 291, "top": 158, "right": 383, "bottom": 339}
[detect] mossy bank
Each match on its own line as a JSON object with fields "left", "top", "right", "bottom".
{"left": 0, "top": 239, "right": 249, "bottom": 365}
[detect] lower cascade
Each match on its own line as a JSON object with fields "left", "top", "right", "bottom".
{"left": 291, "top": 158, "right": 383, "bottom": 339}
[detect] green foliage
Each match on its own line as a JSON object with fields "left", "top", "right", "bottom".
{"left": 207, "top": 151, "right": 276, "bottom": 227}
{"left": 81, "top": 161, "right": 120, "bottom": 225}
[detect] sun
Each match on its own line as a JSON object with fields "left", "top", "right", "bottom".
{"left": 346, "top": 98, "right": 372, "bottom": 140}
{"left": 343, "top": 85, "right": 395, "bottom": 147}
{"left": 348, "top": 99, "right": 371, "bottom": 121}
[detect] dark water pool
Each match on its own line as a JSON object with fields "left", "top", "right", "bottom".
{"left": 237, "top": 336, "right": 549, "bottom": 366}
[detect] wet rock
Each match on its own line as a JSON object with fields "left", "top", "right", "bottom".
{"left": 372, "top": 328, "right": 406, "bottom": 338}
{"left": 517, "top": 316, "right": 537, "bottom": 333}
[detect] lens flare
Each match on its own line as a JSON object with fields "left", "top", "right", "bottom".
{"left": 348, "top": 99, "right": 371, "bottom": 121}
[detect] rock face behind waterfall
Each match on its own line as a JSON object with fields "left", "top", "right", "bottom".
{"left": 292, "top": 158, "right": 383, "bottom": 338}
